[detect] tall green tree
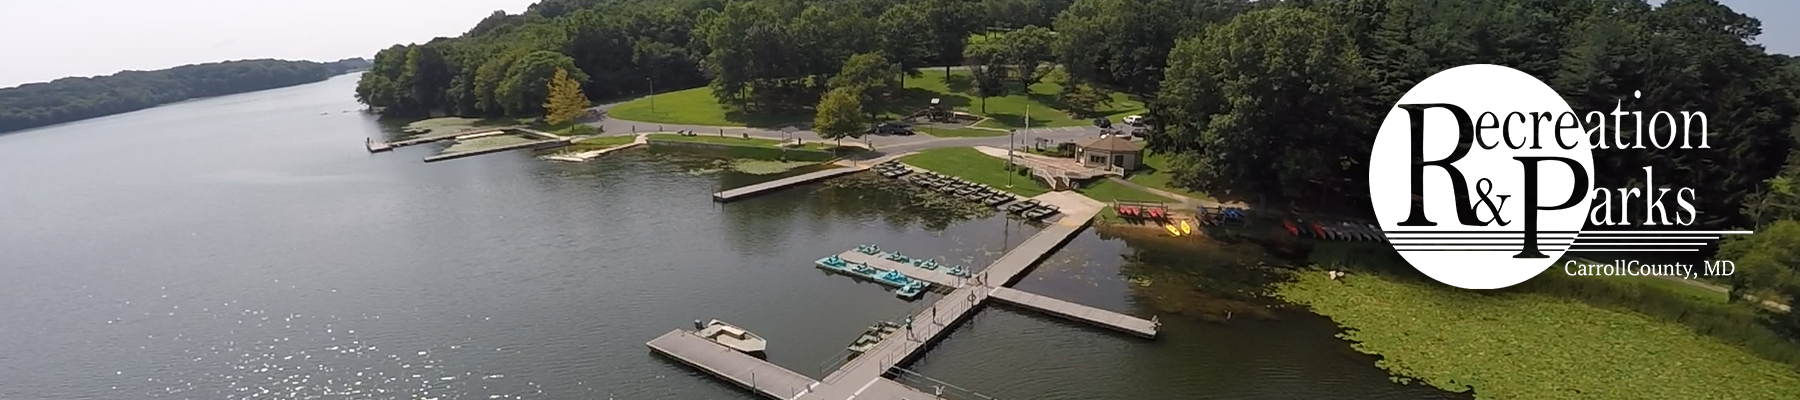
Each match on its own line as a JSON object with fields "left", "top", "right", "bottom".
{"left": 497, "top": 51, "right": 587, "bottom": 116}
{"left": 964, "top": 40, "right": 1011, "bottom": 114}
{"left": 877, "top": 4, "right": 935, "bottom": 83}
{"left": 814, "top": 87, "right": 866, "bottom": 147}
{"left": 1157, "top": 7, "right": 1371, "bottom": 204}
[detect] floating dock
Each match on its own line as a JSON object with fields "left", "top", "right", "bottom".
{"left": 646, "top": 330, "right": 820, "bottom": 399}
{"left": 988, "top": 287, "right": 1159, "bottom": 338}
{"left": 815, "top": 255, "right": 932, "bottom": 299}
{"left": 836, "top": 251, "right": 967, "bottom": 288}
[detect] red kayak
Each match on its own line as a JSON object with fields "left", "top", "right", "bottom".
{"left": 1282, "top": 220, "right": 1299, "bottom": 236}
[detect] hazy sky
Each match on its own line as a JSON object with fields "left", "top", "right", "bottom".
{"left": 0, "top": 0, "right": 1794, "bottom": 88}
{"left": 0, "top": 0, "right": 538, "bottom": 88}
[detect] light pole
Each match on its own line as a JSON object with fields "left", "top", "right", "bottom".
{"left": 647, "top": 77, "right": 656, "bottom": 114}
{"left": 1007, "top": 129, "right": 1016, "bottom": 188}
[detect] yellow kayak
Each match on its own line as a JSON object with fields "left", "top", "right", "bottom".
{"left": 1180, "top": 220, "right": 1193, "bottom": 235}
{"left": 1164, "top": 224, "right": 1182, "bottom": 236}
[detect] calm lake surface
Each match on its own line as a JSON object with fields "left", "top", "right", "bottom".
{"left": 0, "top": 74, "right": 1462, "bottom": 399}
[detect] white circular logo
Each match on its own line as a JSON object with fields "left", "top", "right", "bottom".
{"left": 1369, "top": 64, "right": 1594, "bottom": 289}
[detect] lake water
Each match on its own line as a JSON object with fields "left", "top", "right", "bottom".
{"left": 0, "top": 74, "right": 1464, "bottom": 399}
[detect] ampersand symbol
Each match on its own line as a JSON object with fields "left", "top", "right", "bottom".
{"left": 1472, "top": 178, "right": 1511, "bottom": 226}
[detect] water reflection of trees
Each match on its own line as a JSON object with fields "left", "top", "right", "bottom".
{"left": 1100, "top": 226, "right": 1296, "bottom": 322}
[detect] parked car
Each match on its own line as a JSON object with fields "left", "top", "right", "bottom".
{"left": 1123, "top": 115, "right": 1144, "bottom": 126}
{"left": 1093, "top": 117, "right": 1112, "bottom": 129}
{"left": 873, "top": 122, "right": 914, "bottom": 135}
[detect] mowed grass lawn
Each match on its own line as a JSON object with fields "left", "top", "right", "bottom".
{"left": 607, "top": 88, "right": 811, "bottom": 127}
{"left": 900, "top": 147, "right": 1049, "bottom": 197}
{"left": 607, "top": 70, "right": 1145, "bottom": 130}
{"left": 1126, "top": 151, "right": 1213, "bottom": 201}
{"left": 1277, "top": 272, "right": 1800, "bottom": 400}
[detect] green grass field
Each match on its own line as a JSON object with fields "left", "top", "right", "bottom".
{"left": 607, "top": 88, "right": 811, "bottom": 127}
{"left": 607, "top": 70, "right": 1145, "bottom": 130}
{"left": 900, "top": 147, "right": 1050, "bottom": 197}
{"left": 1126, "top": 152, "right": 1213, "bottom": 201}
{"left": 1277, "top": 272, "right": 1800, "bottom": 400}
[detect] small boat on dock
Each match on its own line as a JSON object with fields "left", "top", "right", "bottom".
{"left": 694, "top": 319, "right": 768, "bottom": 355}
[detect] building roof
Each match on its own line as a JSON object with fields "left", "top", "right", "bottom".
{"left": 1077, "top": 135, "right": 1144, "bottom": 152}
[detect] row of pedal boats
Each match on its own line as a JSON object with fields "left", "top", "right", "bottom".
{"left": 875, "top": 162, "right": 1062, "bottom": 220}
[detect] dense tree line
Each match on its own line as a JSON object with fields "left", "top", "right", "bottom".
{"left": 0, "top": 58, "right": 370, "bottom": 134}
{"left": 356, "top": 0, "right": 1073, "bottom": 116}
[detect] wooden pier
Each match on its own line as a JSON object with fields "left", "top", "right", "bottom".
{"left": 988, "top": 287, "right": 1158, "bottom": 338}
{"left": 713, "top": 167, "right": 864, "bottom": 202}
{"left": 647, "top": 330, "right": 821, "bottom": 399}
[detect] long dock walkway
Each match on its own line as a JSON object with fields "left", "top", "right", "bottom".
{"left": 714, "top": 167, "right": 864, "bottom": 202}
{"left": 712, "top": 152, "right": 917, "bottom": 202}
{"left": 988, "top": 287, "right": 1158, "bottom": 338}
{"left": 647, "top": 330, "right": 820, "bottom": 399}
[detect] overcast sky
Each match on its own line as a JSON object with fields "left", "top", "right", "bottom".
{"left": 0, "top": 0, "right": 1793, "bottom": 88}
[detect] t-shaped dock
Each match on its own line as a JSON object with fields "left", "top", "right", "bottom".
{"left": 650, "top": 192, "right": 1159, "bottom": 399}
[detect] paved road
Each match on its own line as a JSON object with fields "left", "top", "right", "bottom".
{"left": 585, "top": 99, "right": 1138, "bottom": 159}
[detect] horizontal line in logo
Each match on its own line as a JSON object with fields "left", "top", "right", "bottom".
{"left": 1384, "top": 230, "right": 1577, "bottom": 234}
{"left": 1570, "top": 242, "right": 1708, "bottom": 246}
{"left": 1389, "top": 241, "right": 1562, "bottom": 245}
{"left": 1394, "top": 248, "right": 1568, "bottom": 252}
{"left": 1579, "top": 230, "right": 1754, "bottom": 235}
{"left": 1566, "top": 249, "right": 1702, "bottom": 252}
{"left": 1382, "top": 230, "right": 1751, "bottom": 235}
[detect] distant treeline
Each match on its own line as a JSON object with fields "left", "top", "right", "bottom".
{"left": 0, "top": 58, "right": 373, "bottom": 133}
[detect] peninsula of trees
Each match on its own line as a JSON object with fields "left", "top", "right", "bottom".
{"left": 0, "top": 58, "right": 372, "bottom": 134}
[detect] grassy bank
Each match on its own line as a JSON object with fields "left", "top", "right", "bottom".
{"left": 646, "top": 133, "right": 861, "bottom": 162}
{"left": 607, "top": 71, "right": 1144, "bottom": 129}
{"left": 900, "top": 147, "right": 1171, "bottom": 210}
{"left": 1276, "top": 271, "right": 1800, "bottom": 399}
